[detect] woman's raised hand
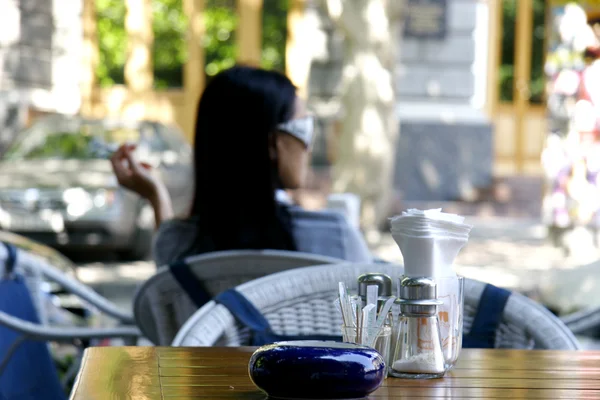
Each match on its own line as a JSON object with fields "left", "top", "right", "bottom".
{"left": 110, "top": 144, "right": 162, "bottom": 200}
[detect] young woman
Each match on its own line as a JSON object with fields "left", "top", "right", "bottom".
{"left": 111, "top": 66, "right": 372, "bottom": 266}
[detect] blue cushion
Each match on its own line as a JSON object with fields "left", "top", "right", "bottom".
{"left": 0, "top": 243, "right": 66, "bottom": 400}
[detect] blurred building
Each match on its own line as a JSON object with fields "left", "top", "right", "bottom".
{"left": 307, "top": 0, "right": 538, "bottom": 204}
{"left": 0, "top": 0, "right": 563, "bottom": 205}
{"left": 0, "top": 0, "right": 82, "bottom": 149}
{"left": 0, "top": 0, "right": 82, "bottom": 114}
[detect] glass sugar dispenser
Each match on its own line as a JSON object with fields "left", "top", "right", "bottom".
{"left": 389, "top": 276, "right": 446, "bottom": 379}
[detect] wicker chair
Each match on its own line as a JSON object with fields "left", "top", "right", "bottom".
{"left": 0, "top": 242, "right": 137, "bottom": 332}
{"left": 0, "top": 243, "right": 140, "bottom": 393}
{"left": 172, "top": 263, "right": 580, "bottom": 350}
{"left": 561, "top": 308, "right": 600, "bottom": 336}
{"left": 133, "top": 250, "right": 343, "bottom": 345}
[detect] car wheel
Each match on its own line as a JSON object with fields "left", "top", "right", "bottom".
{"left": 118, "top": 204, "right": 154, "bottom": 261}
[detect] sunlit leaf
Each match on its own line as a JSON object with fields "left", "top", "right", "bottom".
{"left": 96, "top": 0, "right": 288, "bottom": 88}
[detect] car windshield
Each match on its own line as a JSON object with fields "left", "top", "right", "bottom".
{"left": 3, "top": 117, "right": 142, "bottom": 161}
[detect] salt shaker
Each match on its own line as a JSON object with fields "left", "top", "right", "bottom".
{"left": 389, "top": 276, "right": 446, "bottom": 379}
{"left": 357, "top": 273, "right": 393, "bottom": 366}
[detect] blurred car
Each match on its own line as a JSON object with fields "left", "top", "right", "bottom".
{"left": 0, "top": 115, "right": 193, "bottom": 259}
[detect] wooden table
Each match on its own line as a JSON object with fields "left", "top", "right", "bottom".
{"left": 70, "top": 347, "right": 600, "bottom": 399}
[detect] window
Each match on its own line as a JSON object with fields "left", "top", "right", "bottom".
{"left": 4, "top": 118, "right": 141, "bottom": 161}
{"left": 141, "top": 124, "right": 168, "bottom": 152}
{"left": 499, "top": 0, "right": 546, "bottom": 104}
{"left": 499, "top": 0, "right": 516, "bottom": 103}
{"left": 261, "top": 0, "right": 288, "bottom": 72}
{"left": 530, "top": 0, "right": 547, "bottom": 104}
{"left": 96, "top": 0, "right": 126, "bottom": 86}
{"left": 152, "top": 0, "right": 187, "bottom": 88}
{"left": 155, "top": 123, "right": 188, "bottom": 152}
{"left": 204, "top": 0, "right": 238, "bottom": 77}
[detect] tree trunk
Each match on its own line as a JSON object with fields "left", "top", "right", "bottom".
{"left": 325, "top": 0, "right": 402, "bottom": 231}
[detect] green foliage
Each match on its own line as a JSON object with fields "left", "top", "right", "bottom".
{"left": 203, "top": 0, "right": 289, "bottom": 77}
{"left": 499, "top": 0, "right": 516, "bottom": 102}
{"left": 499, "top": 0, "right": 546, "bottom": 104}
{"left": 152, "top": 0, "right": 188, "bottom": 88}
{"left": 261, "top": 0, "right": 288, "bottom": 72}
{"left": 95, "top": 0, "right": 289, "bottom": 88}
{"left": 96, "top": 0, "right": 126, "bottom": 87}
{"left": 54, "top": 352, "right": 77, "bottom": 395}
{"left": 204, "top": 0, "right": 238, "bottom": 77}
{"left": 6, "top": 133, "right": 96, "bottom": 160}
{"left": 530, "top": 0, "right": 547, "bottom": 104}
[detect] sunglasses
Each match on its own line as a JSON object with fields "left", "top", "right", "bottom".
{"left": 276, "top": 116, "right": 315, "bottom": 149}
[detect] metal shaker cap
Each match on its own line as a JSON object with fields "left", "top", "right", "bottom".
{"left": 357, "top": 273, "right": 393, "bottom": 298}
{"left": 397, "top": 276, "right": 442, "bottom": 315}
{"left": 399, "top": 276, "right": 437, "bottom": 300}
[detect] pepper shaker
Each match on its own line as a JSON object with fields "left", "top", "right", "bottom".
{"left": 358, "top": 273, "right": 393, "bottom": 310}
{"left": 389, "top": 276, "right": 446, "bottom": 379}
{"left": 356, "top": 273, "right": 393, "bottom": 368}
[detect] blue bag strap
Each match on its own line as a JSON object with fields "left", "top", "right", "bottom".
{"left": 169, "top": 259, "right": 212, "bottom": 308}
{"left": 2, "top": 243, "right": 17, "bottom": 280}
{"left": 463, "top": 284, "right": 511, "bottom": 348}
{"left": 215, "top": 289, "right": 343, "bottom": 346}
{"left": 2, "top": 242, "right": 17, "bottom": 279}
{"left": 214, "top": 289, "right": 271, "bottom": 333}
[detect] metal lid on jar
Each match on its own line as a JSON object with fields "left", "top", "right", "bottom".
{"left": 396, "top": 276, "right": 442, "bottom": 315}
{"left": 357, "top": 273, "right": 393, "bottom": 298}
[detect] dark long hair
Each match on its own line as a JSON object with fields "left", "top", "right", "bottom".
{"left": 189, "top": 66, "right": 297, "bottom": 252}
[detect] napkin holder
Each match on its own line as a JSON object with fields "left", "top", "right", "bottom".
{"left": 389, "top": 209, "right": 471, "bottom": 370}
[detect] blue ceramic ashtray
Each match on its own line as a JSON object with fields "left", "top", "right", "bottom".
{"left": 248, "top": 340, "right": 386, "bottom": 399}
